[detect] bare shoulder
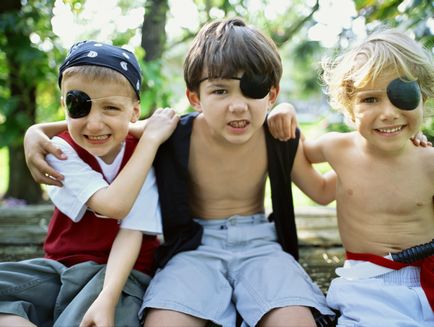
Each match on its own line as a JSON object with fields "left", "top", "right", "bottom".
{"left": 316, "top": 131, "right": 356, "bottom": 151}
{"left": 419, "top": 145, "right": 434, "bottom": 179}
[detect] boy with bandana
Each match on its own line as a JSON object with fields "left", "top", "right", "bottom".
{"left": 0, "top": 41, "right": 178, "bottom": 327}
{"left": 23, "top": 19, "right": 336, "bottom": 326}
{"left": 269, "top": 29, "right": 434, "bottom": 326}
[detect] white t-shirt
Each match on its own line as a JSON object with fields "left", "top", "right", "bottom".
{"left": 46, "top": 136, "right": 162, "bottom": 235}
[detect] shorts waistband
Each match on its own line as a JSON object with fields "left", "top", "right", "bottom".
{"left": 341, "top": 259, "right": 421, "bottom": 285}
{"left": 194, "top": 213, "right": 267, "bottom": 230}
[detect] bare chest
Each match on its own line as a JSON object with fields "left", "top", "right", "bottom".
{"left": 188, "top": 129, "right": 268, "bottom": 217}
{"left": 335, "top": 155, "right": 432, "bottom": 215}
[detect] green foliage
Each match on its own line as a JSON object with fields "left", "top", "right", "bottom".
{"left": 288, "top": 40, "right": 324, "bottom": 97}
{"left": 139, "top": 58, "right": 173, "bottom": 118}
{"left": 354, "top": 0, "right": 433, "bottom": 47}
{"left": 325, "top": 121, "right": 353, "bottom": 133}
{"left": 0, "top": 0, "right": 62, "bottom": 147}
{"left": 422, "top": 117, "right": 434, "bottom": 143}
{"left": 64, "top": 0, "right": 87, "bottom": 14}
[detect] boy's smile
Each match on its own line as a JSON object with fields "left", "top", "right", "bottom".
{"left": 62, "top": 74, "right": 139, "bottom": 163}
{"left": 85, "top": 134, "right": 111, "bottom": 144}
{"left": 353, "top": 72, "right": 423, "bottom": 153}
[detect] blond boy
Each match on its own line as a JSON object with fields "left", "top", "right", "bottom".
{"left": 270, "top": 29, "right": 434, "bottom": 326}
{"left": 0, "top": 41, "right": 178, "bottom": 327}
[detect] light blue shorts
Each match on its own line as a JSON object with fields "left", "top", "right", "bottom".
{"left": 140, "top": 214, "right": 334, "bottom": 326}
{"left": 327, "top": 260, "right": 434, "bottom": 327}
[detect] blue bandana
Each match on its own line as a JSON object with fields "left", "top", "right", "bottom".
{"left": 58, "top": 41, "right": 142, "bottom": 99}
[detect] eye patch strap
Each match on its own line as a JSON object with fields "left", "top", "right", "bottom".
{"left": 65, "top": 90, "right": 134, "bottom": 118}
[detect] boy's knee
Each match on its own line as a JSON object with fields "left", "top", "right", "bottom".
{"left": 143, "top": 308, "right": 207, "bottom": 327}
{"left": 0, "top": 314, "right": 37, "bottom": 327}
{"left": 258, "top": 306, "right": 316, "bottom": 327}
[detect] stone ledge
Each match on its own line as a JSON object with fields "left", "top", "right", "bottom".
{"left": 0, "top": 204, "right": 343, "bottom": 292}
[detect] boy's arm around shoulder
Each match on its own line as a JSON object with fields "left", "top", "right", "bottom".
{"left": 290, "top": 132, "right": 350, "bottom": 205}
{"left": 24, "top": 121, "right": 68, "bottom": 186}
{"left": 87, "top": 109, "right": 179, "bottom": 219}
{"left": 291, "top": 138, "right": 336, "bottom": 205}
{"left": 303, "top": 131, "right": 347, "bottom": 164}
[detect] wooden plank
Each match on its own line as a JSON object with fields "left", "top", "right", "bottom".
{"left": 0, "top": 225, "right": 46, "bottom": 245}
{"left": 299, "top": 246, "right": 344, "bottom": 293}
{"left": 0, "top": 205, "right": 341, "bottom": 245}
{"left": 0, "top": 204, "right": 53, "bottom": 223}
{"left": 0, "top": 204, "right": 343, "bottom": 292}
{"left": 0, "top": 245, "right": 44, "bottom": 262}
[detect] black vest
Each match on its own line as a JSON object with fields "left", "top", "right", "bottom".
{"left": 153, "top": 112, "right": 300, "bottom": 268}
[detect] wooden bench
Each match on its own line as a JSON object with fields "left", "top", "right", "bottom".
{"left": 0, "top": 204, "right": 344, "bottom": 293}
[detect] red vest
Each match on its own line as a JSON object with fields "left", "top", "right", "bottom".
{"left": 44, "top": 131, "right": 159, "bottom": 275}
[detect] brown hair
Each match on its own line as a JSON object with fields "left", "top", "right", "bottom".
{"left": 184, "top": 17, "right": 282, "bottom": 93}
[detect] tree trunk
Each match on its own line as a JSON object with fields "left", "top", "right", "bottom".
{"left": 0, "top": 0, "right": 21, "bottom": 13}
{"left": 141, "top": 0, "right": 169, "bottom": 61}
{"left": 5, "top": 144, "right": 43, "bottom": 203}
{"left": 2, "top": 5, "right": 44, "bottom": 203}
{"left": 4, "top": 61, "right": 43, "bottom": 203}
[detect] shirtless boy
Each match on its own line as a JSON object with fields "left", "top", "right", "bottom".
{"left": 270, "top": 28, "right": 434, "bottom": 326}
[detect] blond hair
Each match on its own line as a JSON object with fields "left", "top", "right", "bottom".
{"left": 61, "top": 65, "right": 137, "bottom": 99}
{"left": 321, "top": 28, "right": 434, "bottom": 120}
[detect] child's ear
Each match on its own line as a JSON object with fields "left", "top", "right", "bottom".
{"left": 268, "top": 86, "right": 280, "bottom": 107}
{"left": 186, "top": 89, "right": 202, "bottom": 112}
{"left": 130, "top": 101, "right": 141, "bottom": 123}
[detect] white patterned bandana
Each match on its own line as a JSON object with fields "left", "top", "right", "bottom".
{"left": 58, "top": 40, "right": 142, "bottom": 99}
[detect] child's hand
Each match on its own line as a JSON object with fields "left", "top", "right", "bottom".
{"left": 79, "top": 295, "right": 115, "bottom": 327}
{"left": 128, "top": 118, "right": 148, "bottom": 138}
{"left": 410, "top": 131, "right": 432, "bottom": 147}
{"left": 24, "top": 125, "right": 66, "bottom": 186}
{"left": 267, "top": 102, "right": 298, "bottom": 141}
{"left": 142, "top": 108, "right": 179, "bottom": 144}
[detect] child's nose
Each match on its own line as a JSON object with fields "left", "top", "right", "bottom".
{"left": 228, "top": 99, "right": 248, "bottom": 113}
{"left": 85, "top": 109, "right": 104, "bottom": 130}
{"left": 380, "top": 100, "right": 400, "bottom": 120}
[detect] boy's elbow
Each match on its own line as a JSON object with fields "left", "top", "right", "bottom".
{"left": 112, "top": 206, "right": 129, "bottom": 220}
{"left": 89, "top": 191, "right": 130, "bottom": 219}
{"left": 316, "top": 197, "right": 333, "bottom": 206}
{"left": 311, "top": 188, "right": 335, "bottom": 205}
{"left": 102, "top": 202, "right": 129, "bottom": 220}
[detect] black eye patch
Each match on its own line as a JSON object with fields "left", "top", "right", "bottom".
{"left": 65, "top": 90, "right": 92, "bottom": 118}
{"left": 199, "top": 73, "right": 272, "bottom": 99}
{"left": 232, "top": 73, "right": 272, "bottom": 99}
{"left": 386, "top": 78, "right": 420, "bottom": 111}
